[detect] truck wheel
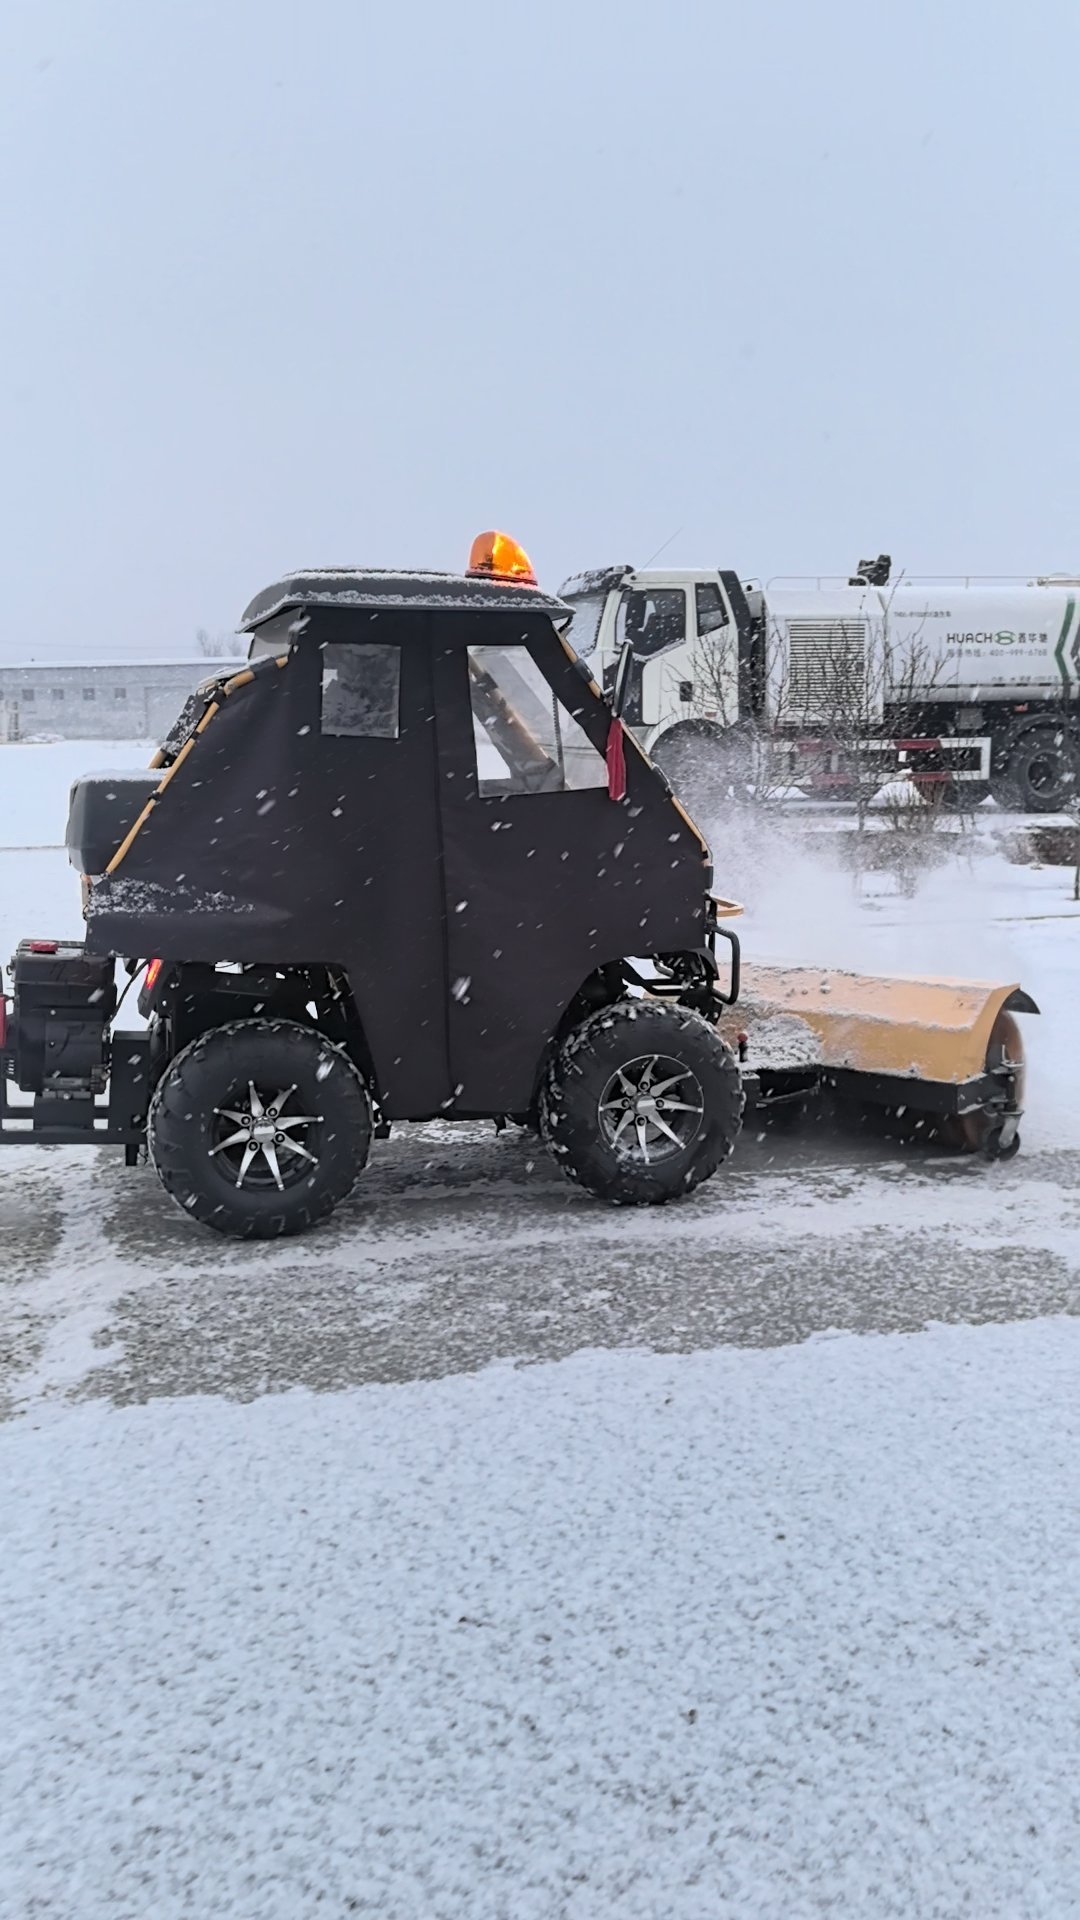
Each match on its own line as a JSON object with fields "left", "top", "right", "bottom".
{"left": 539, "top": 1000, "right": 743, "bottom": 1204}
{"left": 992, "top": 720, "right": 1080, "bottom": 813}
{"left": 650, "top": 721, "right": 754, "bottom": 814}
{"left": 149, "top": 1019, "right": 372, "bottom": 1238}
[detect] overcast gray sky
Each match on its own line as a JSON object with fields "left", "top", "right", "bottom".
{"left": 2, "top": 0, "right": 1079, "bottom": 658}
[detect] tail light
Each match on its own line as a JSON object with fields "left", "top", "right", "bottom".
{"left": 137, "top": 957, "right": 166, "bottom": 1021}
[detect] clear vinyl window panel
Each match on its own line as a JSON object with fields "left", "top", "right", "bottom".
{"left": 320, "top": 642, "right": 401, "bottom": 739}
{"left": 248, "top": 609, "right": 307, "bottom": 664}
{"left": 468, "top": 645, "right": 607, "bottom": 795}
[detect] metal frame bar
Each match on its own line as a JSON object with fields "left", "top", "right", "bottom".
{"left": 824, "top": 1065, "right": 1001, "bottom": 1116}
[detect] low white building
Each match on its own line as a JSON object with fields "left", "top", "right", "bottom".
{"left": 0, "top": 660, "right": 240, "bottom": 743}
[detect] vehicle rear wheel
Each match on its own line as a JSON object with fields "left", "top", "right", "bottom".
{"left": 992, "top": 721, "right": 1080, "bottom": 813}
{"left": 150, "top": 1018, "right": 372, "bottom": 1237}
{"left": 539, "top": 1000, "right": 743, "bottom": 1204}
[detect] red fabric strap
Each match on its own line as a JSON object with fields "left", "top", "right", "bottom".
{"left": 606, "top": 717, "right": 626, "bottom": 801}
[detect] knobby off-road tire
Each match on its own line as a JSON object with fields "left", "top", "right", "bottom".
{"left": 149, "top": 1018, "right": 373, "bottom": 1239}
{"left": 991, "top": 720, "right": 1080, "bottom": 814}
{"left": 539, "top": 999, "right": 744, "bottom": 1205}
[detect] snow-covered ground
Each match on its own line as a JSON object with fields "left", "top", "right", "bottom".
{"left": 5, "top": 1322, "right": 1080, "bottom": 1919}
{"left": 2, "top": 744, "right": 1080, "bottom": 1919}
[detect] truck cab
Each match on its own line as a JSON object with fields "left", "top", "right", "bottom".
{"left": 560, "top": 560, "right": 1080, "bottom": 814}
{"left": 559, "top": 565, "right": 765, "bottom": 747}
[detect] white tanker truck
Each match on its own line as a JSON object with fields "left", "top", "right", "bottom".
{"left": 559, "top": 556, "right": 1080, "bottom": 813}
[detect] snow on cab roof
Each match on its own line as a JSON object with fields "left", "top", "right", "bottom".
{"left": 240, "top": 569, "right": 570, "bottom": 630}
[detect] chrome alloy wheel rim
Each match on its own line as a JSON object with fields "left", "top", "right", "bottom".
{"left": 597, "top": 1053, "right": 705, "bottom": 1164}
{"left": 209, "top": 1080, "right": 324, "bottom": 1191}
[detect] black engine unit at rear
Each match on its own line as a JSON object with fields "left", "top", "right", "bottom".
{"left": 11, "top": 941, "right": 117, "bottom": 1094}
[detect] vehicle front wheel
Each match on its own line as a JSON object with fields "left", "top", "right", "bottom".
{"left": 539, "top": 1000, "right": 744, "bottom": 1204}
{"left": 149, "top": 1018, "right": 373, "bottom": 1237}
{"left": 650, "top": 720, "right": 756, "bottom": 815}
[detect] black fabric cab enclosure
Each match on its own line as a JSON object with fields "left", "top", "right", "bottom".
{"left": 81, "top": 594, "right": 711, "bottom": 1120}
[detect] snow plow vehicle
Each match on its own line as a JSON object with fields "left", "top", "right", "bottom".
{"left": 0, "top": 532, "right": 1037, "bottom": 1238}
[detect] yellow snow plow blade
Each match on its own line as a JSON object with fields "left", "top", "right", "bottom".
{"left": 736, "top": 963, "right": 1034, "bottom": 1088}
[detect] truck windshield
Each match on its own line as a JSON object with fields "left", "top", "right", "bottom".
{"left": 561, "top": 593, "right": 606, "bottom": 659}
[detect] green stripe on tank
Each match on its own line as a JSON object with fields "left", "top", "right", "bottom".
{"left": 1053, "top": 597, "right": 1076, "bottom": 694}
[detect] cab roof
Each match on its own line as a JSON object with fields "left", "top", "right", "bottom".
{"left": 559, "top": 564, "right": 633, "bottom": 599}
{"left": 241, "top": 568, "right": 571, "bottom": 631}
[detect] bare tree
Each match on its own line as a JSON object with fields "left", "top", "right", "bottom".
{"left": 1067, "top": 777, "right": 1080, "bottom": 901}
{"left": 666, "top": 619, "right": 798, "bottom": 809}
{"left": 770, "top": 599, "right": 980, "bottom": 891}
{"left": 656, "top": 588, "right": 982, "bottom": 897}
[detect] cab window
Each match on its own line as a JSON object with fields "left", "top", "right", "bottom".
{"left": 695, "top": 582, "right": 730, "bottom": 638}
{"left": 321, "top": 642, "right": 401, "bottom": 739}
{"left": 616, "top": 588, "right": 687, "bottom": 658}
{"left": 468, "top": 645, "right": 606, "bottom": 796}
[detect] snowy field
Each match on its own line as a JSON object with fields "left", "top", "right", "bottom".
{"left": 0, "top": 738, "right": 154, "bottom": 849}
{"left": 5, "top": 1325, "right": 1080, "bottom": 1919}
{"left": 2, "top": 745, "right": 1080, "bottom": 1919}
